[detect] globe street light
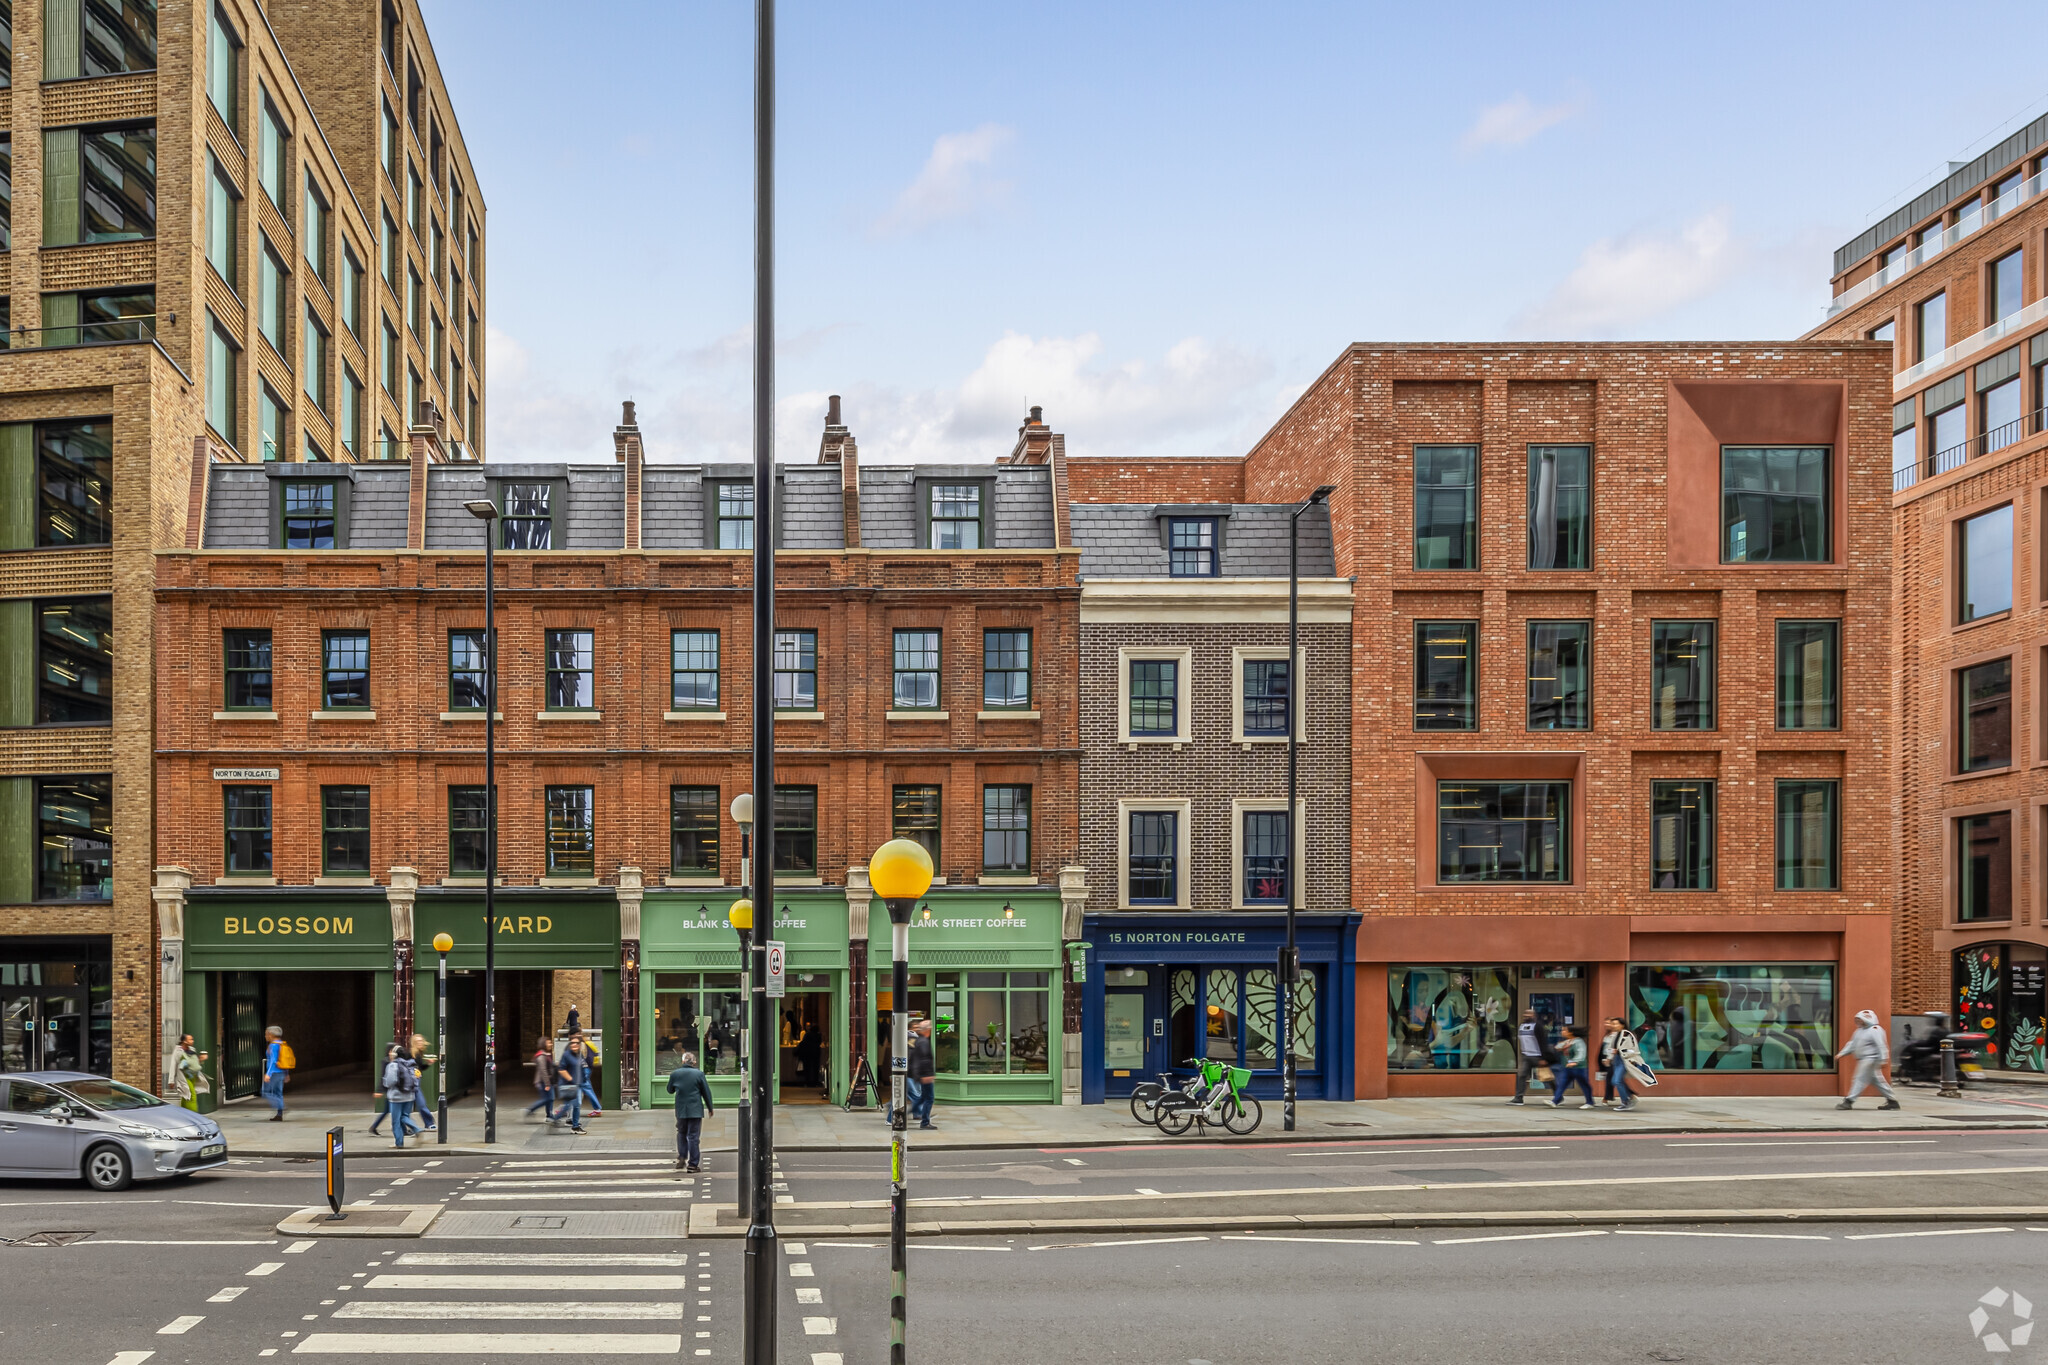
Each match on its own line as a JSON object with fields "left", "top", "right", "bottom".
{"left": 462, "top": 496, "right": 501, "bottom": 1143}
{"left": 868, "top": 837, "right": 933, "bottom": 1365}
{"left": 431, "top": 932, "right": 454, "bottom": 1143}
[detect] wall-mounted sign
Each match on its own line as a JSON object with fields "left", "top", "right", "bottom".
{"left": 214, "top": 768, "right": 281, "bottom": 781}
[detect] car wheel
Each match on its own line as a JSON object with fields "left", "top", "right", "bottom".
{"left": 83, "top": 1144, "right": 133, "bottom": 1192}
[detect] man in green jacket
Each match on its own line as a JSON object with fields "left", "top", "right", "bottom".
{"left": 666, "top": 1051, "right": 715, "bottom": 1172}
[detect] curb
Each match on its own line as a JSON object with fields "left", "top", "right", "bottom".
{"left": 275, "top": 1203, "right": 443, "bottom": 1238}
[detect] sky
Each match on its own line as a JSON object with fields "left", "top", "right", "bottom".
{"left": 421, "top": 0, "right": 2048, "bottom": 467}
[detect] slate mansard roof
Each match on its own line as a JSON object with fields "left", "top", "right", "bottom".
{"left": 1068, "top": 503, "right": 1335, "bottom": 578}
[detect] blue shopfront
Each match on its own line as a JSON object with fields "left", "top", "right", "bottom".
{"left": 1080, "top": 913, "right": 1359, "bottom": 1104}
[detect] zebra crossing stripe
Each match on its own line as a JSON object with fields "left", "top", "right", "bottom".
{"left": 395, "top": 1253, "right": 688, "bottom": 1267}
{"left": 290, "top": 1333, "right": 682, "bottom": 1354}
{"left": 367, "top": 1273, "right": 688, "bottom": 1291}
{"left": 332, "top": 1302, "right": 683, "bottom": 1320}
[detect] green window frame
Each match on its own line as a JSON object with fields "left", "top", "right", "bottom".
{"left": 380, "top": 98, "right": 398, "bottom": 183}
{"left": 1958, "top": 812, "right": 2013, "bottom": 923}
{"left": 1414, "top": 444, "right": 1477, "bottom": 570}
{"left": 892, "top": 629, "right": 940, "bottom": 710}
{"left": 958, "top": 971, "right": 1052, "bottom": 1076}
{"left": 498, "top": 480, "right": 561, "bottom": 549}
{"left": 448, "top": 629, "right": 488, "bottom": 710}
{"left": 380, "top": 318, "right": 399, "bottom": 396}
{"left": 982, "top": 629, "right": 1030, "bottom": 709}
{"left": 36, "top": 774, "right": 112, "bottom": 902}
{"left": 1526, "top": 620, "right": 1589, "bottom": 731}
{"left": 544, "top": 785, "right": 595, "bottom": 876}
{"left": 448, "top": 785, "right": 489, "bottom": 875}
{"left": 321, "top": 784, "right": 371, "bottom": 874}
{"left": 1774, "top": 780, "right": 1839, "bottom": 891}
{"left": 1721, "top": 446, "right": 1829, "bottom": 564}
{"left": 223, "top": 784, "right": 272, "bottom": 874}
{"left": 222, "top": 628, "right": 271, "bottom": 710}
{"left": 1650, "top": 621, "right": 1715, "bottom": 731}
{"left": 1527, "top": 444, "right": 1590, "bottom": 569}
{"left": 42, "top": 123, "right": 156, "bottom": 246}
{"left": 1775, "top": 620, "right": 1840, "bottom": 730}
{"left": 982, "top": 785, "right": 1029, "bottom": 873}
{"left": 1128, "top": 659, "right": 1178, "bottom": 736}
{"left": 671, "top": 629, "right": 719, "bottom": 710}
{"left": 339, "top": 366, "right": 363, "bottom": 458}
{"left": 36, "top": 596, "right": 113, "bottom": 725}
{"left": 772, "top": 630, "right": 817, "bottom": 711}
{"left": 46, "top": 0, "right": 157, "bottom": 79}
{"left": 320, "top": 629, "right": 369, "bottom": 709}
{"left": 670, "top": 785, "right": 720, "bottom": 875}
{"left": 651, "top": 972, "right": 746, "bottom": 1076}
{"left": 712, "top": 480, "right": 754, "bottom": 549}
{"left": 1414, "top": 621, "right": 1476, "bottom": 731}
{"left": 381, "top": 212, "right": 400, "bottom": 290}
{"left": 277, "top": 478, "right": 340, "bottom": 548}
{"left": 773, "top": 785, "right": 817, "bottom": 874}
{"left": 1651, "top": 780, "right": 1714, "bottom": 891}
{"left": 341, "top": 245, "right": 364, "bottom": 339}
{"left": 258, "top": 237, "right": 287, "bottom": 353}
{"left": 892, "top": 784, "right": 941, "bottom": 864}
{"left": 543, "top": 628, "right": 594, "bottom": 710}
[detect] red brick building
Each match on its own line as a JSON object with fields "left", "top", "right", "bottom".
{"left": 1809, "top": 118, "right": 2048, "bottom": 1070}
{"left": 1074, "top": 343, "right": 1895, "bottom": 1098}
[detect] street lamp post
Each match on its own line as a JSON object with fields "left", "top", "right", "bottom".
{"left": 432, "top": 933, "right": 453, "bottom": 1143}
{"left": 727, "top": 891, "right": 754, "bottom": 1221}
{"left": 1281, "top": 485, "right": 1335, "bottom": 1135}
{"left": 868, "top": 838, "right": 934, "bottom": 1365}
{"left": 463, "top": 498, "right": 501, "bottom": 1144}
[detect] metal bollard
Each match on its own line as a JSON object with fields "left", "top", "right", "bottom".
{"left": 1938, "top": 1037, "right": 1962, "bottom": 1099}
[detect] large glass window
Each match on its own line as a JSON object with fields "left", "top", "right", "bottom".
{"left": 1388, "top": 965, "right": 1518, "bottom": 1071}
{"left": 281, "top": 480, "right": 334, "bottom": 549}
{"left": 1628, "top": 964, "right": 1835, "bottom": 1072}
{"left": 1892, "top": 401, "right": 1915, "bottom": 476}
{"left": 652, "top": 973, "right": 745, "bottom": 1076}
{"left": 671, "top": 630, "right": 719, "bottom": 710}
{"left": 1527, "top": 444, "right": 1589, "bottom": 569}
{"left": 1958, "top": 657, "right": 2013, "bottom": 773}
{"left": 1929, "top": 391, "right": 1966, "bottom": 468}
{"left": 1242, "top": 657, "right": 1291, "bottom": 737}
{"left": 1722, "top": 446, "right": 1828, "bottom": 563}
{"left": 670, "top": 786, "right": 719, "bottom": 874}
{"left": 1651, "top": 780, "right": 1714, "bottom": 890}
{"left": 1958, "top": 812, "right": 2014, "bottom": 923}
{"left": 1775, "top": 621, "right": 1840, "bottom": 730}
{"left": 1984, "top": 373, "right": 2024, "bottom": 452}
{"left": 258, "top": 100, "right": 286, "bottom": 210}
{"left": 207, "top": 8, "right": 239, "bottom": 127}
{"left": 1128, "top": 810, "right": 1178, "bottom": 904}
{"left": 303, "top": 176, "right": 328, "bottom": 283}
{"left": 36, "top": 597, "right": 113, "bottom": 724}
{"left": 321, "top": 785, "right": 370, "bottom": 874}
{"left": 257, "top": 240, "right": 286, "bottom": 352}
{"left": 1415, "top": 445, "right": 1477, "bottom": 570}
{"left": 1651, "top": 621, "right": 1715, "bottom": 730}
{"left": 1526, "top": 621, "right": 1589, "bottom": 730}
{"left": 223, "top": 628, "right": 271, "bottom": 709}
{"left": 302, "top": 309, "right": 327, "bottom": 411}
{"left": 982, "top": 785, "right": 1029, "bottom": 872}
{"left": 1989, "top": 249, "right": 2024, "bottom": 324}
{"left": 544, "top": 629, "right": 593, "bottom": 709}
{"left": 1437, "top": 782, "right": 1569, "bottom": 884}
{"left": 36, "top": 776, "right": 111, "bottom": 901}
{"left": 982, "top": 629, "right": 1030, "bottom": 709}
{"left": 892, "top": 629, "right": 940, "bottom": 710}
{"left": 499, "top": 483, "right": 554, "bottom": 549}
{"left": 773, "top": 785, "right": 817, "bottom": 874}
{"left": 320, "top": 630, "right": 368, "bottom": 709}
{"left": 961, "top": 971, "right": 1050, "bottom": 1075}
{"left": 1242, "top": 809, "right": 1290, "bottom": 906}
{"left": 43, "top": 125, "right": 155, "bottom": 245}
{"left": 544, "top": 786, "right": 595, "bottom": 876}
{"left": 929, "top": 484, "right": 983, "bottom": 549}
{"left": 342, "top": 247, "right": 364, "bottom": 339}
{"left": 892, "top": 785, "right": 941, "bottom": 863}
{"left": 772, "top": 630, "right": 817, "bottom": 710}
{"left": 340, "top": 367, "right": 362, "bottom": 458}
{"left": 1128, "top": 658, "right": 1178, "bottom": 736}
{"left": 223, "top": 785, "right": 271, "bottom": 874}
{"left": 1167, "top": 517, "right": 1217, "bottom": 576}
{"left": 1775, "top": 780, "right": 1840, "bottom": 891}
{"left": 37, "top": 419, "right": 112, "bottom": 546}
{"left": 714, "top": 482, "right": 753, "bottom": 549}
{"left": 1918, "top": 291, "right": 1947, "bottom": 363}
{"left": 1414, "top": 621, "right": 1476, "bottom": 731}
{"left": 77, "top": 0, "right": 157, "bottom": 77}
{"left": 448, "top": 785, "right": 488, "bottom": 875}
{"left": 207, "top": 317, "right": 237, "bottom": 446}
{"left": 1959, "top": 504, "right": 2014, "bottom": 622}
{"left": 205, "top": 156, "right": 237, "bottom": 286}
{"left": 448, "top": 630, "right": 487, "bottom": 710}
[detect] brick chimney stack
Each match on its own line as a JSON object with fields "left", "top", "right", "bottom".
{"left": 1008, "top": 404, "right": 1052, "bottom": 464}
{"left": 615, "top": 399, "right": 645, "bottom": 549}
{"left": 818, "top": 393, "right": 854, "bottom": 464}
{"left": 408, "top": 397, "right": 447, "bottom": 464}
{"left": 819, "top": 395, "right": 862, "bottom": 546}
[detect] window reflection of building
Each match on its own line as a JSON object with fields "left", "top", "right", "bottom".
{"left": 651, "top": 973, "right": 744, "bottom": 1076}
{"left": 1626, "top": 964, "right": 1834, "bottom": 1071}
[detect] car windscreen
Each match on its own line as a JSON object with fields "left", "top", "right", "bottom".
{"left": 56, "top": 1078, "right": 166, "bottom": 1111}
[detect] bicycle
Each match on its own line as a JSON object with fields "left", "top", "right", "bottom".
{"left": 1129, "top": 1061, "right": 1210, "bottom": 1126}
{"left": 1155, "top": 1059, "right": 1262, "bottom": 1136}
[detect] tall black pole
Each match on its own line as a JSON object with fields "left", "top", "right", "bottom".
{"left": 483, "top": 523, "right": 498, "bottom": 1143}
{"left": 888, "top": 898, "right": 911, "bottom": 1364}
{"left": 435, "top": 946, "right": 449, "bottom": 1142}
{"left": 1282, "top": 509, "right": 1299, "bottom": 1134}
{"left": 742, "top": 0, "right": 778, "bottom": 1358}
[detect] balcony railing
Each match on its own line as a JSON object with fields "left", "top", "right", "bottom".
{"left": 3, "top": 315, "right": 159, "bottom": 348}
{"left": 1894, "top": 295, "right": 2048, "bottom": 391}
{"left": 1895, "top": 407, "right": 2046, "bottom": 491}
{"left": 1825, "top": 169, "right": 2047, "bottom": 320}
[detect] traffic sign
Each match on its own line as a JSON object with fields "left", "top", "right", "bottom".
{"left": 765, "top": 940, "right": 786, "bottom": 998}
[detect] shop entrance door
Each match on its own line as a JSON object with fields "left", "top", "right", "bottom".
{"left": 1521, "top": 982, "right": 1585, "bottom": 1053}
{"left": 1102, "top": 970, "right": 1164, "bottom": 1095}
{"left": 0, "top": 991, "right": 89, "bottom": 1071}
{"left": 777, "top": 992, "right": 831, "bottom": 1102}
{"left": 220, "top": 972, "right": 267, "bottom": 1099}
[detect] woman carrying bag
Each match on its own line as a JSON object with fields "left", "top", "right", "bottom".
{"left": 170, "top": 1035, "right": 210, "bottom": 1112}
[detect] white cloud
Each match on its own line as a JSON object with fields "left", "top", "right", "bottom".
{"left": 1511, "top": 208, "right": 1739, "bottom": 336}
{"left": 871, "top": 124, "right": 1014, "bottom": 237}
{"left": 1459, "top": 92, "right": 1586, "bottom": 154}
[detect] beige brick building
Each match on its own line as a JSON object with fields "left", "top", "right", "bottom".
{"left": 0, "top": 0, "right": 485, "bottom": 1091}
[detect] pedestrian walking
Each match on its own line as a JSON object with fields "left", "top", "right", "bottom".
{"left": 564, "top": 1004, "right": 581, "bottom": 1036}
{"left": 170, "top": 1035, "right": 210, "bottom": 1111}
{"left": 666, "top": 1050, "right": 715, "bottom": 1171}
{"left": 408, "top": 1033, "right": 438, "bottom": 1133}
{"left": 525, "top": 1035, "right": 557, "bottom": 1119}
{"left": 1550, "top": 1024, "right": 1596, "bottom": 1108}
{"left": 1508, "top": 1008, "right": 1556, "bottom": 1104}
{"left": 908, "top": 1018, "right": 937, "bottom": 1129}
{"left": 380, "top": 1042, "right": 420, "bottom": 1148}
{"left": 369, "top": 1042, "right": 401, "bottom": 1136}
{"left": 554, "top": 1034, "right": 590, "bottom": 1133}
{"left": 1836, "top": 1009, "right": 1901, "bottom": 1110}
{"left": 261, "top": 1025, "right": 291, "bottom": 1120}
{"left": 1599, "top": 1017, "right": 1637, "bottom": 1110}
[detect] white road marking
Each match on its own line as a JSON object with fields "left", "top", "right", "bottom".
{"left": 1135, "top": 1187, "right": 1163, "bottom": 1196}
{"left": 175, "top": 1200, "right": 310, "bottom": 1210}
{"left": 1615, "top": 1230, "right": 1833, "bottom": 1241}
{"left": 1028, "top": 1236, "right": 1210, "bottom": 1251}
{"left": 500, "top": 1159, "right": 674, "bottom": 1168}
{"left": 390, "top": 1178, "right": 412, "bottom": 1185}
{"left": 286, "top": 1242, "right": 315, "bottom": 1253}
{"left": 1221, "top": 1235, "right": 1421, "bottom": 1245}
{"left": 478, "top": 1178, "right": 694, "bottom": 1189}
{"left": 1664, "top": 1140, "right": 1939, "bottom": 1148}
{"left": 784, "top": 1243, "right": 806, "bottom": 1254}
{"left": 802, "top": 1318, "right": 838, "bottom": 1336}
{"left": 1843, "top": 1227, "right": 2015, "bottom": 1241}
{"left": 333, "top": 1302, "right": 684, "bottom": 1320}
{"left": 1063, "top": 1158, "right": 1086, "bottom": 1166}
{"left": 805, "top": 1242, "right": 874, "bottom": 1248}
{"left": 1292, "top": 1146, "right": 1561, "bottom": 1157}
{"left": 1434, "top": 1230, "right": 1611, "bottom": 1245}
{"left": 0, "top": 1199, "right": 164, "bottom": 1207}
{"left": 366, "top": 1274, "right": 689, "bottom": 1290}
{"left": 789, "top": 1263, "right": 814, "bottom": 1277}
{"left": 249, "top": 1262, "right": 285, "bottom": 1276}
{"left": 105, "top": 1354, "right": 155, "bottom": 1365}
{"left": 70, "top": 1240, "right": 278, "bottom": 1246}
{"left": 812, "top": 1355, "right": 844, "bottom": 1365}
{"left": 776, "top": 1195, "right": 795, "bottom": 1203}
{"left": 911, "top": 1244, "right": 1014, "bottom": 1251}
{"left": 157, "top": 1317, "right": 205, "bottom": 1335}
{"left": 396, "top": 1252, "right": 689, "bottom": 1267}
{"left": 796, "top": 1288, "right": 823, "bottom": 1304}
{"left": 261, "top": 1352, "right": 277, "bottom": 1358}
{"left": 290, "top": 1333, "right": 683, "bottom": 1354}
{"left": 208, "top": 1287, "right": 248, "bottom": 1302}
{"left": 460, "top": 1191, "right": 694, "bottom": 1201}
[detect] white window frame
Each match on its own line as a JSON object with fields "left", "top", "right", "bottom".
{"left": 1230, "top": 645, "right": 1307, "bottom": 746}
{"left": 1229, "top": 798, "right": 1308, "bottom": 910}
{"left": 1117, "top": 646, "right": 1193, "bottom": 745}
{"left": 1116, "top": 797, "right": 1192, "bottom": 910}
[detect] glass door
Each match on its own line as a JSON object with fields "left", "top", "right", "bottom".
{"left": 0, "top": 993, "right": 88, "bottom": 1070}
{"left": 1102, "top": 970, "right": 1161, "bottom": 1095}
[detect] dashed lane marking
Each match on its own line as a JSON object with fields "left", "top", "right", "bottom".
{"left": 1221, "top": 1235, "right": 1421, "bottom": 1246}
{"left": 1843, "top": 1227, "right": 2015, "bottom": 1240}
{"left": 1434, "top": 1230, "right": 1610, "bottom": 1245}
{"left": 249, "top": 1263, "right": 286, "bottom": 1276}
{"left": 286, "top": 1242, "right": 315, "bottom": 1253}
{"left": 1027, "top": 1236, "right": 1209, "bottom": 1251}
{"left": 801, "top": 1318, "right": 837, "bottom": 1336}
{"left": 105, "top": 1354, "right": 155, "bottom": 1365}
{"left": 157, "top": 1317, "right": 204, "bottom": 1335}
{"left": 788, "top": 1263, "right": 814, "bottom": 1277}
{"left": 796, "top": 1289, "right": 823, "bottom": 1303}
{"left": 207, "top": 1287, "right": 248, "bottom": 1303}
{"left": 1614, "top": 1231, "right": 1833, "bottom": 1241}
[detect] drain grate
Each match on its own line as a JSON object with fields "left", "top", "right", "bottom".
{"left": 10, "top": 1230, "right": 95, "bottom": 1246}
{"left": 512, "top": 1215, "right": 567, "bottom": 1229}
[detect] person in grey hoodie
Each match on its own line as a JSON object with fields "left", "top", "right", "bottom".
{"left": 380, "top": 1042, "right": 420, "bottom": 1147}
{"left": 1835, "top": 1009, "right": 1901, "bottom": 1110}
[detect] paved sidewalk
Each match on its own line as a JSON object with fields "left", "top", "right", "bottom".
{"left": 210, "top": 1082, "right": 2048, "bottom": 1158}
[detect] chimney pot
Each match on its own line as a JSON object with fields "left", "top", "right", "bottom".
{"left": 622, "top": 399, "right": 637, "bottom": 428}
{"left": 827, "top": 394, "right": 842, "bottom": 427}
{"left": 1029, "top": 405, "right": 1043, "bottom": 425}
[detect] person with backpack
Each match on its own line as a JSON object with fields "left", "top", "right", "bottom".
{"left": 380, "top": 1042, "right": 421, "bottom": 1148}
{"left": 262, "top": 1025, "right": 292, "bottom": 1121}
{"left": 1507, "top": 1008, "right": 1557, "bottom": 1104}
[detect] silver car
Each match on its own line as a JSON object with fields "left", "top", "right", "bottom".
{"left": 0, "top": 1071, "right": 229, "bottom": 1191}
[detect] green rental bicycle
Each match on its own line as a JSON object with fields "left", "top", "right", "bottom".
{"left": 1153, "top": 1058, "right": 1262, "bottom": 1136}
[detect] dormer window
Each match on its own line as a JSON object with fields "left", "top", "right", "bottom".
{"left": 928, "top": 483, "right": 983, "bottom": 549}
{"left": 501, "top": 482, "right": 553, "bottom": 548}
{"left": 1167, "top": 517, "right": 1217, "bottom": 576}
{"left": 282, "top": 481, "right": 336, "bottom": 548}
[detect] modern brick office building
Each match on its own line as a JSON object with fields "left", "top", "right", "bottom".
{"left": 0, "top": 0, "right": 484, "bottom": 1088}
{"left": 1075, "top": 343, "right": 1895, "bottom": 1098}
{"left": 150, "top": 403, "right": 1086, "bottom": 1111}
{"left": 1809, "top": 116, "right": 2048, "bottom": 1071}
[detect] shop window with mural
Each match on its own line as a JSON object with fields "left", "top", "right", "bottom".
{"left": 1955, "top": 944, "right": 2047, "bottom": 1072}
{"left": 1175, "top": 966, "right": 1318, "bottom": 1073}
{"left": 1627, "top": 963, "right": 1835, "bottom": 1071}
{"left": 1388, "top": 965, "right": 1518, "bottom": 1070}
